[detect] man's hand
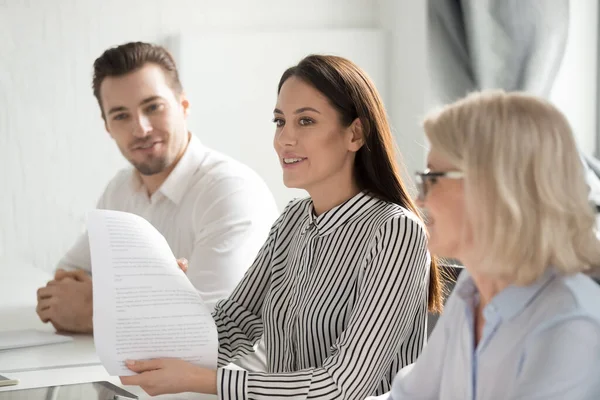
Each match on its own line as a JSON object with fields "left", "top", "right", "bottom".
{"left": 177, "top": 258, "right": 188, "bottom": 274}
{"left": 36, "top": 269, "right": 93, "bottom": 333}
{"left": 54, "top": 268, "right": 86, "bottom": 281}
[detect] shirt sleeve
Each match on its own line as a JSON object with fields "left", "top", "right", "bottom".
{"left": 211, "top": 201, "right": 294, "bottom": 367}
{"left": 217, "top": 214, "right": 432, "bottom": 400}
{"left": 363, "top": 365, "right": 415, "bottom": 400}
{"left": 508, "top": 316, "right": 600, "bottom": 400}
{"left": 383, "top": 285, "right": 461, "bottom": 400}
{"left": 363, "top": 394, "right": 392, "bottom": 400}
{"left": 187, "top": 174, "right": 278, "bottom": 312}
{"left": 55, "top": 231, "right": 92, "bottom": 273}
{"left": 55, "top": 184, "right": 111, "bottom": 274}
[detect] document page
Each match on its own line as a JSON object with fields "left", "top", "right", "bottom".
{"left": 87, "top": 209, "right": 218, "bottom": 376}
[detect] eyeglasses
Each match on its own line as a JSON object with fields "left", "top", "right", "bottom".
{"left": 415, "top": 168, "right": 464, "bottom": 201}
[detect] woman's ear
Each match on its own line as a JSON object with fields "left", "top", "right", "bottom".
{"left": 348, "top": 118, "right": 365, "bottom": 152}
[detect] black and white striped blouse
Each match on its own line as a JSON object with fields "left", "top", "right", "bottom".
{"left": 213, "top": 190, "right": 431, "bottom": 400}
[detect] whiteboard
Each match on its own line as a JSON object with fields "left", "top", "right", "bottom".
{"left": 168, "top": 29, "right": 388, "bottom": 210}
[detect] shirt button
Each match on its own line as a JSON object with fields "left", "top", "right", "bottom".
{"left": 484, "top": 304, "right": 497, "bottom": 319}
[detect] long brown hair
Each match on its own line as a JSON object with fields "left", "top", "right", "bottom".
{"left": 278, "top": 55, "right": 443, "bottom": 312}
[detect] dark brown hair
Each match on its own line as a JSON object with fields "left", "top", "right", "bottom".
{"left": 278, "top": 54, "right": 444, "bottom": 313}
{"left": 92, "top": 41, "right": 183, "bottom": 117}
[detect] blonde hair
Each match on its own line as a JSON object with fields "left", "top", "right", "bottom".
{"left": 423, "top": 90, "right": 600, "bottom": 285}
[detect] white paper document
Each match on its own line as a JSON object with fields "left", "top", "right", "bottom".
{"left": 0, "top": 329, "right": 72, "bottom": 351}
{"left": 87, "top": 209, "right": 218, "bottom": 376}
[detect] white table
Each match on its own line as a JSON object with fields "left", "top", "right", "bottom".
{"left": 0, "top": 263, "right": 216, "bottom": 399}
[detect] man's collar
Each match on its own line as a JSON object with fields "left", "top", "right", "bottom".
{"left": 158, "top": 134, "right": 206, "bottom": 205}
{"left": 129, "top": 133, "right": 206, "bottom": 205}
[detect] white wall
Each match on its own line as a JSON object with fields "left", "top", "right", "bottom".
{"left": 2, "top": 0, "right": 595, "bottom": 274}
{"left": 172, "top": 29, "right": 388, "bottom": 211}
{"left": 378, "top": 0, "right": 429, "bottom": 184}
{"left": 550, "top": 0, "right": 599, "bottom": 156}
{"left": 0, "top": 0, "right": 381, "bottom": 272}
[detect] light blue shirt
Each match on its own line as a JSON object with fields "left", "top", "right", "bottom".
{"left": 380, "top": 269, "right": 600, "bottom": 400}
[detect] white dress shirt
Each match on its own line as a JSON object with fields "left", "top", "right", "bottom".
{"left": 213, "top": 191, "right": 432, "bottom": 399}
{"left": 371, "top": 268, "right": 600, "bottom": 400}
{"left": 58, "top": 134, "right": 279, "bottom": 312}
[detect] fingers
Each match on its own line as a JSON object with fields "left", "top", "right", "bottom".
{"left": 119, "top": 375, "right": 142, "bottom": 386}
{"left": 36, "top": 299, "right": 54, "bottom": 323}
{"left": 177, "top": 258, "right": 188, "bottom": 273}
{"left": 37, "top": 285, "right": 56, "bottom": 301}
{"left": 55, "top": 269, "right": 89, "bottom": 282}
{"left": 54, "top": 269, "right": 81, "bottom": 280}
{"left": 54, "top": 269, "right": 70, "bottom": 280}
{"left": 125, "top": 358, "right": 163, "bottom": 372}
{"left": 36, "top": 307, "right": 49, "bottom": 323}
{"left": 50, "top": 320, "right": 67, "bottom": 333}
{"left": 71, "top": 269, "right": 91, "bottom": 282}
{"left": 36, "top": 297, "right": 54, "bottom": 312}
{"left": 120, "top": 371, "right": 163, "bottom": 397}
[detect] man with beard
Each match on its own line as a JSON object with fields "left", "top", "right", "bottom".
{"left": 35, "top": 42, "right": 278, "bottom": 361}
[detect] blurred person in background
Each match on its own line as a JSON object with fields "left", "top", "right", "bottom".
{"left": 368, "top": 90, "right": 600, "bottom": 400}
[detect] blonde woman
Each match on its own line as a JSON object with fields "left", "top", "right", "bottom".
{"left": 373, "top": 91, "right": 600, "bottom": 399}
